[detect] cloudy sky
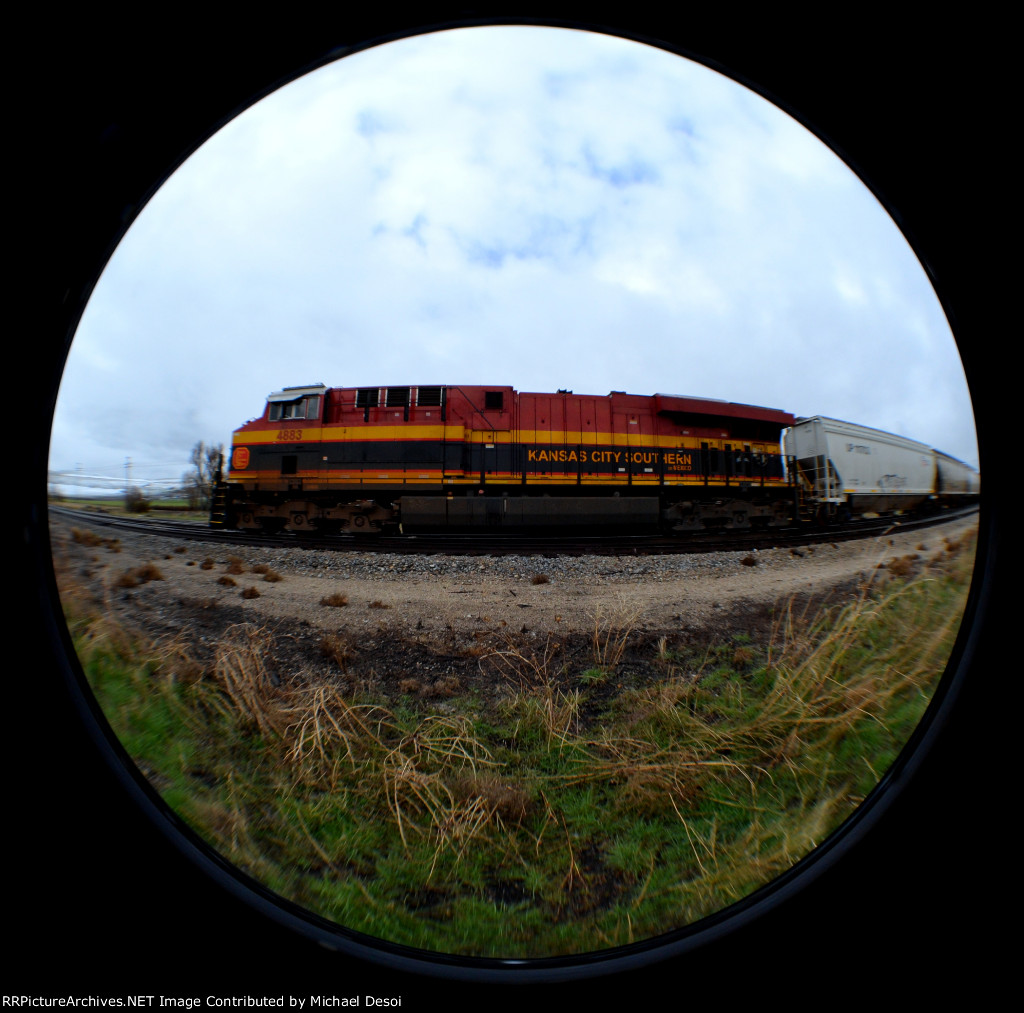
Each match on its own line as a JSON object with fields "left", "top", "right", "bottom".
{"left": 50, "top": 25, "right": 977, "bottom": 493}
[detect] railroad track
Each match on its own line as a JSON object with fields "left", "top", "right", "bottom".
{"left": 48, "top": 504, "right": 979, "bottom": 557}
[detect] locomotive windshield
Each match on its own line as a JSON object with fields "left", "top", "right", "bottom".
{"left": 268, "top": 396, "right": 319, "bottom": 421}
{"left": 265, "top": 383, "right": 326, "bottom": 421}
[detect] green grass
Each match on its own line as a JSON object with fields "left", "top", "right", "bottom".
{"left": 52, "top": 495, "right": 207, "bottom": 520}
{"left": 59, "top": 530, "right": 976, "bottom": 959}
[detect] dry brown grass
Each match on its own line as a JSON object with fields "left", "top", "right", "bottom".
{"left": 209, "top": 624, "right": 391, "bottom": 789}
{"left": 320, "top": 592, "right": 349, "bottom": 608}
{"left": 319, "top": 633, "right": 354, "bottom": 671}
{"left": 740, "top": 555, "right": 758, "bottom": 567}
{"left": 452, "top": 773, "right": 532, "bottom": 824}
{"left": 531, "top": 574, "right": 550, "bottom": 585}
{"left": 430, "top": 675, "right": 462, "bottom": 697}
{"left": 226, "top": 557, "right": 246, "bottom": 575}
{"left": 731, "top": 646, "right": 755, "bottom": 667}
{"left": 886, "top": 554, "right": 919, "bottom": 577}
{"left": 591, "top": 607, "right": 639, "bottom": 672}
{"left": 151, "top": 633, "right": 205, "bottom": 684}
{"left": 68, "top": 528, "right": 122, "bottom": 552}
{"left": 380, "top": 714, "right": 502, "bottom": 873}
{"left": 200, "top": 558, "right": 215, "bottom": 571}
{"left": 114, "top": 563, "right": 164, "bottom": 588}
{"left": 52, "top": 546, "right": 140, "bottom": 659}
{"left": 284, "top": 683, "right": 391, "bottom": 785}
{"left": 368, "top": 600, "right": 391, "bottom": 609}
{"left": 262, "top": 569, "right": 284, "bottom": 583}
{"left": 212, "top": 624, "right": 280, "bottom": 736}
{"left": 217, "top": 576, "right": 237, "bottom": 587}
{"left": 491, "top": 637, "right": 581, "bottom": 748}
{"left": 241, "top": 586, "right": 261, "bottom": 599}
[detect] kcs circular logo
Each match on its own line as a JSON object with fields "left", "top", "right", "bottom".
{"left": 232, "top": 446, "right": 250, "bottom": 470}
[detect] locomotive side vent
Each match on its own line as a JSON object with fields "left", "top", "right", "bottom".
{"left": 355, "top": 388, "right": 380, "bottom": 408}
{"left": 417, "top": 386, "right": 443, "bottom": 407}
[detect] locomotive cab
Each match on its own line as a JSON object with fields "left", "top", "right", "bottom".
{"left": 265, "top": 384, "right": 327, "bottom": 424}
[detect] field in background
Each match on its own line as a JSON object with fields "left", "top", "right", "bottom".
{"left": 50, "top": 495, "right": 207, "bottom": 521}
{"left": 54, "top": 527, "right": 976, "bottom": 958}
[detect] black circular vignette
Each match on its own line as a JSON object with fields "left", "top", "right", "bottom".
{"left": 18, "top": 10, "right": 1005, "bottom": 999}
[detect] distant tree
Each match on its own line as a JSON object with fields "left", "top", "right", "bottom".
{"left": 184, "top": 441, "right": 224, "bottom": 512}
{"left": 124, "top": 486, "right": 151, "bottom": 513}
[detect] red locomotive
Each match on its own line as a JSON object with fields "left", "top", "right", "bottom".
{"left": 213, "top": 383, "right": 796, "bottom": 533}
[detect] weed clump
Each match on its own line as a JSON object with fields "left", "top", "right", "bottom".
{"left": 740, "top": 555, "right": 758, "bottom": 567}
{"left": 732, "top": 646, "right": 755, "bottom": 667}
{"left": 217, "top": 576, "right": 237, "bottom": 587}
{"left": 251, "top": 564, "right": 283, "bottom": 581}
{"left": 226, "top": 557, "right": 246, "bottom": 575}
{"left": 200, "top": 558, "right": 215, "bottom": 571}
{"left": 321, "top": 593, "right": 349, "bottom": 608}
{"left": 531, "top": 574, "right": 550, "bottom": 585}
{"left": 71, "top": 528, "right": 120, "bottom": 552}
{"left": 431, "top": 675, "right": 462, "bottom": 697}
{"left": 114, "top": 563, "right": 164, "bottom": 588}
{"left": 452, "top": 773, "right": 532, "bottom": 824}
{"left": 241, "top": 586, "right": 261, "bottom": 599}
{"left": 886, "top": 554, "right": 919, "bottom": 577}
{"left": 320, "top": 634, "right": 353, "bottom": 670}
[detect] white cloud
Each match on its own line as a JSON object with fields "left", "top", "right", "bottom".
{"left": 51, "top": 25, "right": 977, "bottom": 478}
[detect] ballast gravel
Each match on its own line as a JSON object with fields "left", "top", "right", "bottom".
{"left": 53, "top": 513, "right": 978, "bottom": 647}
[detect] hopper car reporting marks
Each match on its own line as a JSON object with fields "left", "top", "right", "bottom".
{"left": 210, "top": 384, "right": 979, "bottom": 535}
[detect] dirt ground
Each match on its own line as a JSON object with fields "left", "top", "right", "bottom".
{"left": 51, "top": 512, "right": 979, "bottom": 704}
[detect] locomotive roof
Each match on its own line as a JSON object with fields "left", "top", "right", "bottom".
{"left": 267, "top": 383, "right": 328, "bottom": 401}
{"left": 296, "top": 384, "right": 793, "bottom": 424}
{"left": 652, "top": 393, "right": 794, "bottom": 426}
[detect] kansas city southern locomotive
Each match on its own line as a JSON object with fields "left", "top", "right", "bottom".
{"left": 211, "top": 383, "right": 978, "bottom": 534}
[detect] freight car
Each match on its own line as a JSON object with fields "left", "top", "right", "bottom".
{"left": 782, "top": 416, "right": 980, "bottom": 522}
{"left": 211, "top": 383, "right": 798, "bottom": 534}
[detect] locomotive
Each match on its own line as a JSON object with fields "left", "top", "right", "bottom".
{"left": 210, "top": 383, "right": 978, "bottom": 534}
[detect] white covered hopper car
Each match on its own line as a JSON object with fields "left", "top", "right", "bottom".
{"left": 783, "top": 416, "right": 979, "bottom": 521}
